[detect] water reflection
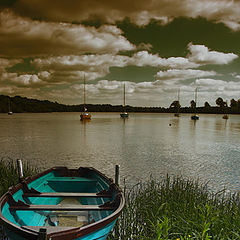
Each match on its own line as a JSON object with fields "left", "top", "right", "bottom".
{"left": 0, "top": 113, "right": 239, "bottom": 192}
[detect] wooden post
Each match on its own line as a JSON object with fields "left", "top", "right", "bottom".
{"left": 38, "top": 228, "right": 47, "bottom": 240}
{"left": 17, "top": 159, "right": 24, "bottom": 183}
{"left": 115, "top": 165, "right": 120, "bottom": 186}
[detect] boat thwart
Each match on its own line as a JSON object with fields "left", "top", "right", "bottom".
{"left": 0, "top": 166, "right": 124, "bottom": 240}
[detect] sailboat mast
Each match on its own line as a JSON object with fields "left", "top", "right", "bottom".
{"left": 83, "top": 75, "right": 86, "bottom": 110}
{"left": 123, "top": 83, "right": 125, "bottom": 107}
{"left": 177, "top": 89, "right": 180, "bottom": 113}
{"left": 194, "top": 87, "right": 197, "bottom": 114}
{"left": 8, "top": 98, "right": 10, "bottom": 112}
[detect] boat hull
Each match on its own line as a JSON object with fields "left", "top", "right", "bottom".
{"left": 0, "top": 167, "right": 124, "bottom": 240}
{"left": 80, "top": 113, "right": 91, "bottom": 120}
{"left": 120, "top": 112, "right": 129, "bottom": 118}
{"left": 191, "top": 115, "right": 199, "bottom": 120}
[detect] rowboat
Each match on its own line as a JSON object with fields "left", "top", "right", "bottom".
{"left": 0, "top": 166, "right": 124, "bottom": 240}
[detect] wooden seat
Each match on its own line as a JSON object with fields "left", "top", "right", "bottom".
{"left": 22, "top": 192, "right": 112, "bottom": 198}
{"left": 9, "top": 204, "right": 115, "bottom": 211}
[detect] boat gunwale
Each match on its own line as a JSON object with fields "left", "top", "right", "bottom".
{"left": 0, "top": 166, "right": 125, "bottom": 240}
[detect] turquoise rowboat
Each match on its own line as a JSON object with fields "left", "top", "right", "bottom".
{"left": 0, "top": 167, "right": 125, "bottom": 240}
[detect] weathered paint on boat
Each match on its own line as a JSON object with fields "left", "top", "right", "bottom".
{"left": 0, "top": 167, "right": 124, "bottom": 240}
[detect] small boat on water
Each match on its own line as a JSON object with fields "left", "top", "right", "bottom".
{"left": 8, "top": 98, "right": 13, "bottom": 115}
{"left": 222, "top": 114, "right": 229, "bottom": 120}
{"left": 80, "top": 76, "right": 91, "bottom": 121}
{"left": 120, "top": 83, "right": 129, "bottom": 119}
{"left": 0, "top": 166, "right": 124, "bottom": 240}
{"left": 191, "top": 88, "right": 199, "bottom": 120}
{"left": 222, "top": 100, "right": 229, "bottom": 120}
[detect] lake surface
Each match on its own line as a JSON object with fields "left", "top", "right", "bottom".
{"left": 0, "top": 112, "right": 240, "bottom": 192}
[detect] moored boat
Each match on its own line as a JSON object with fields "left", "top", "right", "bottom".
{"left": 80, "top": 76, "right": 91, "bottom": 121}
{"left": 191, "top": 88, "right": 199, "bottom": 120}
{"left": 0, "top": 166, "right": 124, "bottom": 240}
{"left": 120, "top": 83, "right": 129, "bottom": 119}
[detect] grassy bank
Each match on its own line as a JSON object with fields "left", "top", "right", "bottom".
{"left": 0, "top": 158, "right": 39, "bottom": 197}
{"left": 108, "top": 177, "right": 240, "bottom": 240}
{"left": 0, "top": 160, "right": 240, "bottom": 239}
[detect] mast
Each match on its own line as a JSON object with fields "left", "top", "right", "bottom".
{"left": 123, "top": 82, "right": 126, "bottom": 107}
{"left": 194, "top": 87, "right": 197, "bottom": 115}
{"left": 83, "top": 75, "right": 86, "bottom": 111}
{"left": 8, "top": 98, "right": 11, "bottom": 112}
{"left": 177, "top": 89, "right": 180, "bottom": 114}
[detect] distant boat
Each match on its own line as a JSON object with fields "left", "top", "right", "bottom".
{"left": 80, "top": 76, "right": 91, "bottom": 121}
{"left": 191, "top": 88, "right": 199, "bottom": 120}
{"left": 174, "top": 89, "right": 180, "bottom": 117}
{"left": 222, "top": 100, "right": 229, "bottom": 119}
{"left": 120, "top": 82, "right": 129, "bottom": 118}
{"left": 0, "top": 166, "right": 124, "bottom": 240}
{"left": 8, "top": 98, "right": 13, "bottom": 115}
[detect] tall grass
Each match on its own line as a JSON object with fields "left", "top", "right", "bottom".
{"left": 1, "top": 161, "right": 239, "bottom": 239}
{"left": 0, "top": 157, "right": 39, "bottom": 197}
{"left": 108, "top": 176, "right": 240, "bottom": 240}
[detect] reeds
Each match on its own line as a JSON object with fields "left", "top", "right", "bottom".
{"left": 0, "top": 157, "right": 38, "bottom": 197}
{"left": 0, "top": 160, "right": 239, "bottom": 239}
{"left": 108, "top": 176, "right": 240, "bottom": 240}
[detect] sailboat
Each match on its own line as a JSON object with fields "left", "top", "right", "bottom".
{"left": 120, "top": 82, "right": 129, "bottom": 118}
{"left": 80, "top": 76, "right": 91, "bottom": 121}
{"left": 191, "top": 88, "right": 199, "bottom": 120}
{"left": 222, "top": 100, "right": 229, "bottom": 119}
{"left": 174, "top": 89, "right": 180, "bottom": 117}
{"left": 8, "top": 98, "right": 13, "bottom": 115}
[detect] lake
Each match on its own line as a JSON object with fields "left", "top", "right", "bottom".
{"left": 0, "top": 112, "right": 239, "bottom": 192}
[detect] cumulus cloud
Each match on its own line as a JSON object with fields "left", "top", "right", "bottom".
{"left": 155, "top": 69, "right": 216, "bottom": 82}
{"left": 6, "top": 0, "right": 240, "bottom": 30}
{"left": 0, "top": 10, "right": 135, "bottom": 57}
{"left": 188, "top": 43, "right": 238, "bottom": 65}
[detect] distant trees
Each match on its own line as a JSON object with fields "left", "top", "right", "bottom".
{"left": 0, "top": 94, "right": 240, "bottom": 114}
{"left": 204, "top": 102, "right": 211, "bottom": 108}
{"left": 190, "top": 100, "right": 196, "bottom": 109}
{"left": 170, "top": 100, "right": 181, "bottom": 109}
{"left": 216, "top": 97, "right": 227, "bottom": 107}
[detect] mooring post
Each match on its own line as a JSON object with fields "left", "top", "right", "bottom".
{"left": 17, "top": 159, "right": 24, "bottom": 183}
{"left": 115, "top": 165, "right": 120, "bottom": 186}
{"left": 38, "top": 228, "right": 47, "bottom": 240}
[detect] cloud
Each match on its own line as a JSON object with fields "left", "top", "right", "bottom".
{"left": 0, "top": 10, "right": 135, "bottom": 57}
{"left": 155, "top": 69, "right": 216, "bottom": 82}
{"left": 195, "top": 78, "right": 240, "bottom": 91}
{"left": 188, "top": 43, "right": 238, "bottom": 65}
{"left": 7, "top": 0, "right": 240, "bottom": 30}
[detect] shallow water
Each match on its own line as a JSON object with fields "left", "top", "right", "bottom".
{"left": 0, "top": 112, "right": 239, "bottom": 192}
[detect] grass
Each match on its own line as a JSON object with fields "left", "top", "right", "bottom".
{"left": 108, "top": 176, "right": 240, "bottom": 240}
{"left": 0, "top": 159, "right": 240, "bottom": 239}
{"left": 0, "top": 157, "right": 39, "bottom": 197}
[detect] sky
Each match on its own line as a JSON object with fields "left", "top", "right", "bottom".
{"left": 0, "top": 0, "right": 240, "bottom": 107}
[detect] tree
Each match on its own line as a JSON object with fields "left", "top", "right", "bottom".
{"left": 204, "top": 102, "right": 211, "bottom": 108}
{"left": 230, "top": 99, "right": 237, "bottom": 108}
{"left": 170, "top": 100, "right": 181, "bottom": 109}
{"left": 190, "top": 100, "right": 196, "bottom": 108}
{"left": 216, "top": 97, "right": 226, "bottom": 107}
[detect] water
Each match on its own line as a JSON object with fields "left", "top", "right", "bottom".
{"left": 0, "top": 112, "right": 240, "bottom": 192}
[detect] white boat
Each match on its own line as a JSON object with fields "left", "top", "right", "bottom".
{"left": 8, "top": 98, "right": 13, "bottom": 115}
{"left": 120, "top": 83, "right": 129, "bottom": 118}
{"left": 191, "top": 88, "right": 199, "bottom": 120}
{"left": 80, "top": 76, "right": 91, "bottom": 121}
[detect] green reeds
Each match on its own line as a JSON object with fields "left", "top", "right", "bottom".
{"left": 108, "top": 176, "right": 240, "bottom": 240}
{"left": 0, "top": 157, "right": 38, "bottom": 197}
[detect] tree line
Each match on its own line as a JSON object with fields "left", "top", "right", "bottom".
{"left": 1, "top": 95, "right": 240, "bottom": 114}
